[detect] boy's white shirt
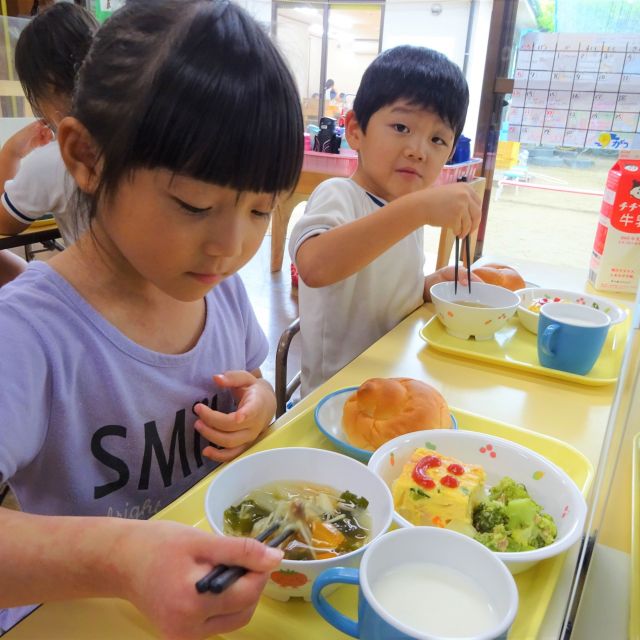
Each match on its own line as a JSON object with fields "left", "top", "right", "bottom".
{"left": 1, "top": 141, "right": 83, "bottom": 246}
{"left": 289, "top": 177, "right": 424, "bottom": 396}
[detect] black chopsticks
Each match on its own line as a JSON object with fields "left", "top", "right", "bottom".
{"left": 454, "top": 176, "right": 472, "bottom": 294}
{"left": 195, "top": 523, "right": 296, "bottom": 595}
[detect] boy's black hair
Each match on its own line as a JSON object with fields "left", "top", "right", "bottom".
{"left": 352, "top": 46, "right": 469, "bottom": 141}
{"left": 73, "top": 0, "right": 303, "bottom": 221}
{"left": 16, "top": 3, "right": 98, "bottom": 110}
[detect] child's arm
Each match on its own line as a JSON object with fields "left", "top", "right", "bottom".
{"left": 0, "top": 122, "right": 54, "bottom": 235}
{"left": 0, "top": 250, "right": 27, "bottom": 286}
{"left": 193, "top": 369, "right": 276, "bottom": 462}
{"left": 296, "top": 181, "right": 481, "bottom": 288}
{"left": 0, "top": 507, "right": 282, "bottom": 639}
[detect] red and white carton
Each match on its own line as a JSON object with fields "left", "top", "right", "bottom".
{"left": 589, "top": 159, "right": 640, "bottom": 293}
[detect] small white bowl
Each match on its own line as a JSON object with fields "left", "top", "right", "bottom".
{"left": 516, "top": 287, "right": 627, "bottom": 334}
{"left": 368, "top": 429, "right": 587, "bottom": 575}
{"left": 430, "top": 281, "right": 520, "bottom": 341}
{"left": 205, "top": 447, "right": 394, "bottom": 601}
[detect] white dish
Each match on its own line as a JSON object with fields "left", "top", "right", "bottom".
{"left": 368, "top": 429, "right": 587, "bottom": 575}
{"left": 516, "top": 287, "right": 627, "bottom": 334}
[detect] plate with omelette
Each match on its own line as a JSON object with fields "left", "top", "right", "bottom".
{"left": 314, "top": 377, "right": 457, "bottom": 462}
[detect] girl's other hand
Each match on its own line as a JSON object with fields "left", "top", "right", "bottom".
{"left": 423, "top": 266, "right": 483, "bottom": 302}
{"left": 121, "top": 520, "right": 283, "bottom": 640}
{"left": 3, "top": 121, "right": 53, "bottom": 160}
{"left": 193, "top": 371, "right": 276, "bottom": 462}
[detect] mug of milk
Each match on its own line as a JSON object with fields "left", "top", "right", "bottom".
{"left": 538, "top": 302, "right": 611, "bottom": 375}
{"left": 311, "top": 527, "right": 518, "bottom": 640}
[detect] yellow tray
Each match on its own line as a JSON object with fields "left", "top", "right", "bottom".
{"left": 631, "top": 433, "right": 640, "bottom": 639}
{"left": 154, "top": 405, "right": 594, "bottom": 640}
{"left": 420, "top": 314, "right": 630, "bottom": 386}
{"left": 27, "top": 216, "right": 56, "bottom": 229}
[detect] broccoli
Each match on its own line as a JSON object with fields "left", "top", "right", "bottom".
{"left": 475, "top": 524, "right": 510, "bottom": 552}
{"left": 472, "top": 483, "right": 558, "bottom": 553}
{"left": 472, "top": 500, "right": 509, "bottom": 533}
{"left": 488, "top": 477, "right": 530, "bottom": 504}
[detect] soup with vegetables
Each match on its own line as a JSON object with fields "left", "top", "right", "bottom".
{"left": 223, "top": 482, "right": 371, "bottom": 560}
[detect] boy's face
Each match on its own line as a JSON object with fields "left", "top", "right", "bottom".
{"left": 346, "top": 100, "right": 456, "bottom": 202}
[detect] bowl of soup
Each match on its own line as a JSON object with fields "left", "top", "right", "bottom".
{"left": 515, "top": 287, "right": 627, "bottom": 334}
{"left": 430, "top": 281, "right": 520, "bottom": 341}
{"left": 205, "top": 447, "right": 394, "bottom": 601}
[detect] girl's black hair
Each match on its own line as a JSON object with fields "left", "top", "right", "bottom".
{"left": 17, "top": 2, "right": 98, "bottom": 109}
{"left": 73, "top": 0, "right": 303, "bottom": 220}
{"left": 353, "top": 46, "right": 469, "bottom": 142}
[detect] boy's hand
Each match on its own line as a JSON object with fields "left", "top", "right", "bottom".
{"left": 120, "top": 520, "right": 283, "bottom": 640}
{"left": 193, "top": 371, "right": 276, "bottom": 462}
{"left": 420, "top": 182, "right": 482, "bottom": 237}
{"left": 2, "top": 121, "right": 53, "bottom": 160}
{"left": 423, "top": 266, "right": 483, "bottom": 302}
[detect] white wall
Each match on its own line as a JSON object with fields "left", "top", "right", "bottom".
{"left": 382, "top": 0, "right": 491, "bottom": 150}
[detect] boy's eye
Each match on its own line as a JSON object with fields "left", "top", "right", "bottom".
{"left": 392, "top": 123, "right": 410, "bottom": 134}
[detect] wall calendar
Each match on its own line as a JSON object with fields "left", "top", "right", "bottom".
{"left": 507, "top": 32, "right": 640, "bottom": 150}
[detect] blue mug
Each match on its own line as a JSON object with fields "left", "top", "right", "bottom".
{"left": 538, "top": 302, "right": 610, "bottom": 375}
{"left": 312, "top": 528, "right": 517, "bottom": 640}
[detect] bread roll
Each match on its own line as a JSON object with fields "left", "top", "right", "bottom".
{"left": 472, "top": 263, "right": 525, "bottom": 291}
{"left": 342, "top": 378, "right": 451, "bottom": 451}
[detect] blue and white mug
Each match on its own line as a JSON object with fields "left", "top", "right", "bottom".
{"left": 312, "top": 527, "right": 518, "bottom": 640}
{"left": 538, "top": 302, "right": 610, "bottom": 375}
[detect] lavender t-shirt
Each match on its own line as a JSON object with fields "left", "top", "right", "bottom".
{"left": 0, "top": 262, "right": 268, "bottom": 630}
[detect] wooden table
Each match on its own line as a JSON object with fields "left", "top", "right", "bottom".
{"left": 7, "top": 256, "right": 635, "bottom": 639}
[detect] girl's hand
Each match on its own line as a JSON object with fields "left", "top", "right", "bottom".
{"left": 419, "top": 182, "right": 482, "bottom": 238}
{"left": 120, "top": 520, "right": 283, "bottom": 640}
{"left": 194, "top": 371, "right": 276, "bottom": 462}
{"left": 3, "top": 121, "right": 53, "bottom": 160}
{"left": 423, "top": 266, "right": 483, "bottom": 302}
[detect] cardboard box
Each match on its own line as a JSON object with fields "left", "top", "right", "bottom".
{"left": 589, "top": 160, "right": 640, "bottom": 293}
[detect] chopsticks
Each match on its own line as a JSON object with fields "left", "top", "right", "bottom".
{"left": 195, "top": 522, "right": 296, "bottom": 595}
{"left": 454, "top": 176, "right": 472, "bottom": 295}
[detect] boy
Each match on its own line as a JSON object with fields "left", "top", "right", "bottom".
{"left": 289, "top": 46, "right": 482, "bottom": 395}
{"left": 0, "top": 3, "right": 98, "bottom": 248}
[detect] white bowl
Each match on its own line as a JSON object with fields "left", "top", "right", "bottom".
{"left": 205, "top": 447, "right": 394, "bottom": 601}
{"left": 430, "top": 281, "right": 520, "bottom": 341}
{"left": 516, "top": 287, "right": 627, "bottom": 334}
{"left": 367, "top": 429, "right": 587, "bottom": 575}
{"left": 314, "top": 386, "right": 458, "bottom": 463}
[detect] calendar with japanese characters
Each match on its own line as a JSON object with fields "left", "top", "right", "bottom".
{"left": 508, "top": 32, "right": 640, "bottom": 150}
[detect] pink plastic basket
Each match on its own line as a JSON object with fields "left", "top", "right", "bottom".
{"left": 302, "top": 150, "right": 358, "bottom": 177}
{"left": 433, "top": 158, "right": 482, "bottom": 186}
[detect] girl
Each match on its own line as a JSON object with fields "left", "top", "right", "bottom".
{"left": 0, "top": 1, "right": 303, "bottom": 638}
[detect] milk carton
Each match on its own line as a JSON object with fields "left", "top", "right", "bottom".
{"left": 589, "top": 160, "right": 640, "bottom": 293}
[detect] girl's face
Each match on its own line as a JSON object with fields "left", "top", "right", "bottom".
{"left": 97, "top": 169, "right": 274, "bottom": 301}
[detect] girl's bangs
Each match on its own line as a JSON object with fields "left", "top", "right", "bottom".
{"left": 131, "top": 12, "right": 303, "bottom": 195}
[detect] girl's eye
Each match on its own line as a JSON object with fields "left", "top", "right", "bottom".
{"left": 393, "top": 123, "right": 409, "bottom": 134}
{"left": 251, "top": 209, "right": 272, "bottom": 219}
{"left": 433, "top": 137, "right": 449, "bottom": 146}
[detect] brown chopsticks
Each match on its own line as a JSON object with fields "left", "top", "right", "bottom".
{"left": 454, "top": 176, "right": 471, "bottom": 294}
{"left": 195, "top": 522, "right": 296, "bottom": 595}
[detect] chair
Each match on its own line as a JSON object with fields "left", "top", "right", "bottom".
{"left": 275, "top": 317, "right": 301, "bottom": 418}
